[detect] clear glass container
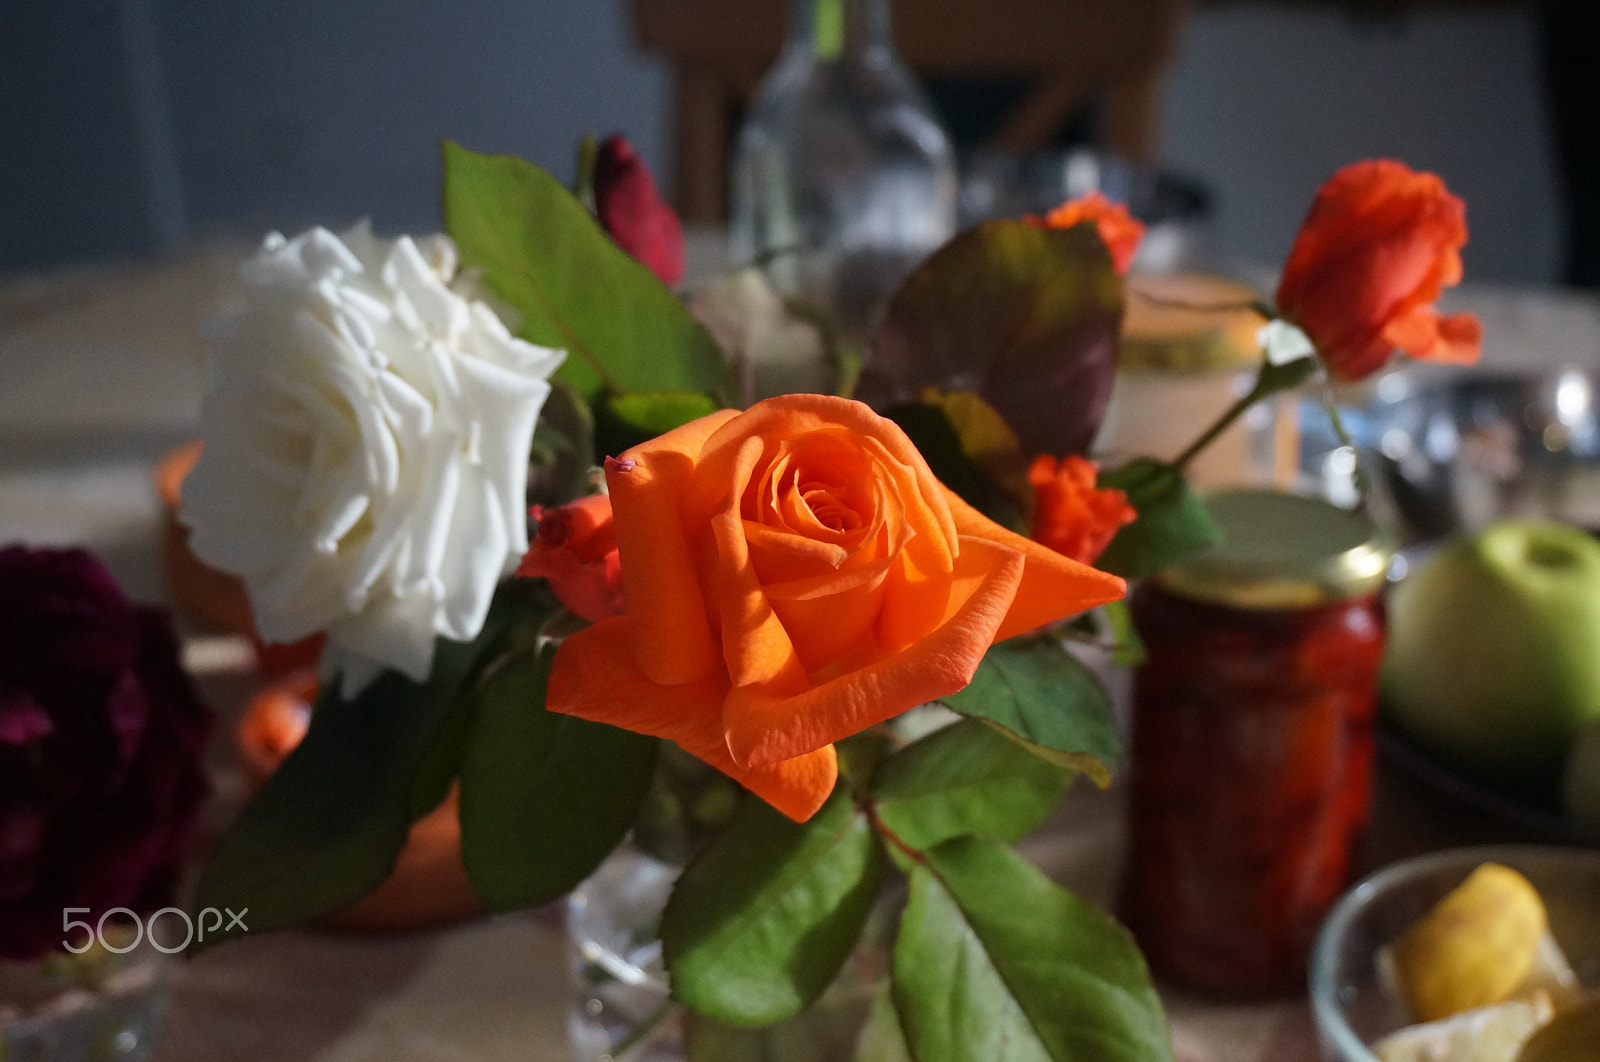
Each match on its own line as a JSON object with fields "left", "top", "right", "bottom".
{"left": 567, "top": 845, "right": 899, "bottom": 1061}
{"left": 1310, "top": 845, "right": 1600, "bottom": 1061}
{"left": 0, "top": 938, "right": 172, "bottom": 1062}
{"left": 730, "top": 0, "right": 957, "bottom": 341}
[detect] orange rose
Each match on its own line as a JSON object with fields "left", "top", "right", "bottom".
{"left": 1027, "top": 455, "right": 1136, "bottom": 566}
{"left": 1277, "top": 159, "right": 1482, "bottom": 382}
{"left": 1041, "top": 192, "right": 1145, "bottom": 274}
{"left": 546, "top": 395, "right": 1125, "bottom": 821}
{"left": 517, "top": 495, "right": 624, "bottom": 622}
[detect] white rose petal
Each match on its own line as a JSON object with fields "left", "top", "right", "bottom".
{"left": 183, "top": 222, "right": 565, "bottom": 697}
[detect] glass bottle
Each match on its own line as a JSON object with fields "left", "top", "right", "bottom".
{"left": 730, "top": 0, "right": 957, "bottom": 342}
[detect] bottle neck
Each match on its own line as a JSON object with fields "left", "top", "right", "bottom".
{"left": 791, "top": 0, "right": 893, "bottom": 61}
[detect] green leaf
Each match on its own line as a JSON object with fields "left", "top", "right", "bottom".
{"left": 662, "top": 788, "right": 884, "bottom": 1026}
{"left": 595, "top": 389, "right": 721, "bottom": 458}
{"left": 857, "top": 220, "right": 1123, "bottom": 458}
{"left": 1255, "top": 352, "right": 1318, "bottom": 396}
{"left": 407, "top": 584, "right": 560, "bottom": 822}
{"left": 574, "top": 133, "right": 599, "bottom": 216}
{"left": 405, "top": 692, "right": 474, "bottom": 822}
{"left": 939, "top": 638, "right": 1120, "bottom": 787}
{"left": 854, "top": 982, "right": 915, "bottom": 1062}
{"left": 893, "top": 836, "right": 1174, "bottom": 1062}
{"left": 684, "top": 1002, "right": 885, "bottom": 1062}
{"left": 870, "top": 719, "right": 1071, "bottom": 851}
{"left": 442, "top": 141, "right": 734, "bottom": 404}
{"left": 193, "top": 599, "right": 516, "bottom": 946}
{"left": 527, "top": 376, "right": 597, "bottom": 510}
{"left": 458, "top": 644, "right": 658, "bottom": 911}
{"left": 1094, "top": 457, "right": 1221, "bottom": 580}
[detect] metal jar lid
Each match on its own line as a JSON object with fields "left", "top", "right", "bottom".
{"left": 1153, "top": 489, "right": 1392, "bottom": 609}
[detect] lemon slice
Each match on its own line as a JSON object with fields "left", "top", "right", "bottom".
{"left": 1373, "top": 994, "right": 1554, "bottom": 1062}
{"left": 1387, "top": 863, "right": 1550, "bottom": 1022}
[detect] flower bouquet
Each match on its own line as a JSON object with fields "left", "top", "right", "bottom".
{"left": 181, "top": 134, "right": 1478, "bottom": 1060}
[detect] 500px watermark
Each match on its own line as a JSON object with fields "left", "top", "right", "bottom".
{"left": 62, "top": 907, "right": 248, "bottom": 953}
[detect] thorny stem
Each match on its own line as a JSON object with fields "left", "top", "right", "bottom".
{"left": 865, "top": 803, "right": 926, "bottom": 867}
{"left": 1171, "top": 386, "right": 1262, "bottom": 472}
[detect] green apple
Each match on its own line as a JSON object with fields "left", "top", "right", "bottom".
{"left": 1563, "top": 720, "right": 1600, "bottom": 828}
{"left": 1382, "top": 519, "right": 1600, "bottom": 805}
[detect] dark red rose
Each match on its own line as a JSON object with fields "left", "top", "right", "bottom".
{"left": 594, "top": 133, "right": 685, "bottom": 287}
{"left": 0, "top": 546, "right": 211, "bottom": 960}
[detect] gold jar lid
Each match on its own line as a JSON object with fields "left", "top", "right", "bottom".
{"left": 1154, "top": 489, "right": 1392, "bottom": 609}
{"left": 1118, "top": 273, "right": 1264, "bottom": 373}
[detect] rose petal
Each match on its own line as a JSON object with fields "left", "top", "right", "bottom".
{"left": 0, "top": 693, "right": 52, "bottom": 746}
{"left": 546, "top": 618, "right": 836, "bottom": 821}
{"left": 607, "top": 410, "right": 739, "bottom": 687}
{"left": 708, "top": 438, "right": 810, "bottom": 691}
{"left": 724, "top": 534, "right": 1027, "bottom": 767}
{"left": 944, "top": 488, "right": 1125, "bottom": 640}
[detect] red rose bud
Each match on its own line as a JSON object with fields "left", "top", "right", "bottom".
{"left": 0, "top": 546, "right": 211, "bottom": 960}
{"left": 1027, "top": 454, "right": 1137, "bottom": 566}
{"left": 517, "top": 495, "right": 624, "bottom": 622}
{"left": 1276, "top": 159, "right": 1481, "bottom": 382}
{"left": 594, "top": 134, "right": 685, "bottom": 287}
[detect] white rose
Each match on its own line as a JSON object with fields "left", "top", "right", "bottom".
{"left": 183, "top": 223, "right": 564, "bottom": 697}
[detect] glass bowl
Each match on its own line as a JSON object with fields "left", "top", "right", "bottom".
{"left": 1310, "top": 845, "right": 1600, "bottom": 1061}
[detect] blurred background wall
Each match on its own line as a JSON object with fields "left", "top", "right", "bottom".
{"left": 0, "top": 0, "right": 1565, "bottom": 284}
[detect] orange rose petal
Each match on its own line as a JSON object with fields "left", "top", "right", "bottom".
{"left": 694, "top": 395, "right": 954, "bottom": 529}
{"left": 744, "top": 520, "right": 852, "bottom": 581}
{"left": 708, "top": 437, "right": 810, "bottom": 691}
{"left": 1277, "top": 160, "right": 1477, "bottom": 383}
{"left": 1383, "top": 307, "right": 1483, "bottom": 366}
{"left": 943, "top": 488, "right": 1126, "bottom": 640}
{"left": 725, "top": 535, "right": 1026, "bottom": 767}
{"left": 547, "top": 617, "right": 729, "bottom": 740}
{"left": 1041, "top": 191, "right": 1146, "bottom": 274}
{"left": 876, "top": 535, "right": 956, "bottom": 652}
{"left": 761, "top": 555, "right": 895, "bottom": 602}
{"left": 607, "top": 409, "right": 739, "bottom": 686}
{"left": 857, "top": 435, "right": 957, "bottom": 566}
{"left": 545, "top": 617, "right": 836, "bottom": 822}
{"left": 769, "top": 573, "right": 887, "bottom": 675}
{"left": 1434, "top": 311, "right": 1484, "bottom": 361}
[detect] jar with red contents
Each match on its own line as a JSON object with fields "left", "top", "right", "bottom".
{"left": 1121, "top": 489, "right": 1391, "bottom": 996}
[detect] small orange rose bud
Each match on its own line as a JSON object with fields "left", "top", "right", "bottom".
{"left": 1039, "top": 191, "right": 1146, "bottom": 274}
{"left": 517, "top": 495, "right": 624, "bottom": 623}
{"left": 1027, "top": 454, "right": 1136, "bottom": 566}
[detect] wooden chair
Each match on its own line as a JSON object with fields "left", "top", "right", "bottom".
{"left": 629, "top": 0, "right": 1190, "bottom": 222}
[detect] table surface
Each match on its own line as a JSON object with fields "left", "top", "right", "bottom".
{"left": 3, "top": 242, "right": 1597, "bottom": 1062}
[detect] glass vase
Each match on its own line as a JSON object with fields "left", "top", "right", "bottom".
{"left": 0, "top": 938, "right": 173, "bottom": 1062}
{"left": 566, "top": 846, "right": 899, "bottom": 1062}
{"left": 730, "top": 0, "right": 957, "bottom": 342}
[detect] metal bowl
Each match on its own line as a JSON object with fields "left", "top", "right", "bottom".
{"left": 1362, "top": 367, "right": 1600, "bottom": 546}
